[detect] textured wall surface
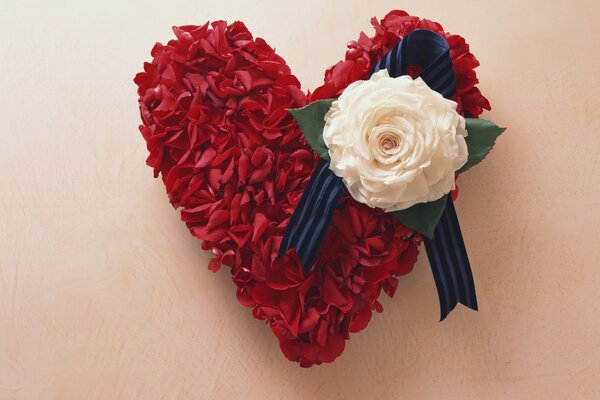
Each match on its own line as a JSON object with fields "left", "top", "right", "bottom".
{"left": 1, "top": 0, "right": 599, "bottom": 399}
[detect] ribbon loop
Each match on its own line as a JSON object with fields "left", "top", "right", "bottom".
{"left": 373, "top": 29, "right": 456, "bottom": 98}
{"left": 279, "top": 30, "right": 478, "bottom": 320}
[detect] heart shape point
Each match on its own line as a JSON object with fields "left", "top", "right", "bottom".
{"left": 135, "top": 11, "right": 489, "bottom": 367}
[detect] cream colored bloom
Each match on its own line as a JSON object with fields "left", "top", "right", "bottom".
{"left": 322, "top": 69, "right": 468, "bottom": 211}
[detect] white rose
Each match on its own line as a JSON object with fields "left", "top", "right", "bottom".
{"left": 322, "top": 69, "right": 469, "bottom": 211}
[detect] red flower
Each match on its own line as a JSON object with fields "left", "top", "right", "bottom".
{"left": 135, "top": 12, "right": 489, "bottom": 367}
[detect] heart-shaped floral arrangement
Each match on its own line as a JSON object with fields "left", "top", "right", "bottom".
{"left": 135, "top": 10, "right": 494, "bottom": 367}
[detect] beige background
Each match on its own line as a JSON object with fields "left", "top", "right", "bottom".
{"left": 1, "top": 0, "right": 599, "bottom": 399}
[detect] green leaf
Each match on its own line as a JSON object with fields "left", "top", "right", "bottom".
{"left": 391, "top": 195, "right": 448, "bottom": 239}
{"left": 288, "top": 99, "right": 335, "bottom": 160}
{"left": 458, "top": 118, "right": 506, "bottom": 173}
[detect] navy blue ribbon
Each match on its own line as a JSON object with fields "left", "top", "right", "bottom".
{"left": 279, "top": 159, "right": 345, "bottom": 268}
{"left": 372, "top": 29, "right": 456, "bottom": 98}
{"left": 279, "top": 30, "right": 477, "bottom": 320}
{"left": 425, "top": 198, "right": 478, "bottom": 319}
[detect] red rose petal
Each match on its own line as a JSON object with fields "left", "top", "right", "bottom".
{"left": 252, "top": 213, "right": 268, "bottom": 241}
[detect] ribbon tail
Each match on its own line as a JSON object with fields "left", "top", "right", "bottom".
{"left": 278, "top": 160, "right": 345, "bottom": 270}
{"left": 424, "top": 198, "right": 478, "bottom": 321}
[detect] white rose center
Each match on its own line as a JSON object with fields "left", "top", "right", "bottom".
{"left": 368, "top": 123, "right": 408, "bottom": 165}
{"left": 380, "top": 132, "right": 400, "bottom": 152}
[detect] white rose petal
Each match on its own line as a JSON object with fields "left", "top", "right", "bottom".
{"left": 322, "top": 69, "right": 468, "bottom": 211}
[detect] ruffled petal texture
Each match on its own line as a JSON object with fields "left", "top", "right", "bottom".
{"left": 135, "top": 11, "right": 489, "bottom": 367}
